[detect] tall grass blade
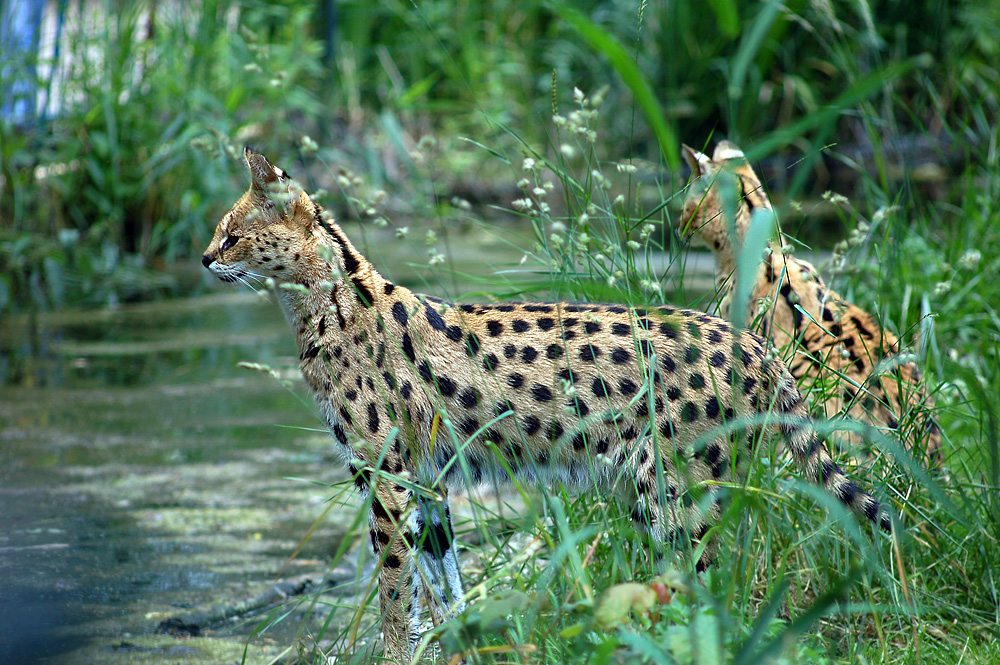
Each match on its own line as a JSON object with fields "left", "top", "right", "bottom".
{"left": 728, "top": 0, "right": 782, "bottom": 100}
{"left": 553, "top": 3, "right": 680, "bottom": 172}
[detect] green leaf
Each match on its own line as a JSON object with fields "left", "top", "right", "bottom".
{"left": 746, "top": 55, "right": 932, "bottom": 159}
{"left": 706, "top": 0, "right": 740, "bottom": 39}
{"left": 729, "top": 0, "right": 783, "bottom": 100}
{"left": 559, "top": 622, "right": 584, "bottom": 638}
{"left": 552, "top": 3, "right": 679, "bottom": 172}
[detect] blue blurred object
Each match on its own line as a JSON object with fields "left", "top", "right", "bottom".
{"left": 1, "top": 0, "right": 48, "bottom": 124}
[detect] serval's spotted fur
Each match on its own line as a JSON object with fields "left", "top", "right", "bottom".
{"left": 202, "top": 148, "right": 892, "bottom": 662}
{"left": 679, "top": 141, "right": 940, "bottom": 465}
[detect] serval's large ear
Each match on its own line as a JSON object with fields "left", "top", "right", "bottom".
{"left": 244, "top": 146, "right": 289, "bottom": 192}
{"left": 713, "top": 141, "right": 771, "bottom": 210}
{"left": 712, "top": 141, "right": 746, "bottom": 162}
{"left": 682, "top": 144, "right": 712, "bottom": 178}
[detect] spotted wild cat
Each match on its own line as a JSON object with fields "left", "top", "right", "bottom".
{"left": 678, "top": 141, "right": 939, "bottom": 464}
{"left": 201, "top": 148, "right": 892, "bottom": 662}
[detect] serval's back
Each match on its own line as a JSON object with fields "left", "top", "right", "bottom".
{"left": 679, "top": 141, "right": 940, "bottom": 466}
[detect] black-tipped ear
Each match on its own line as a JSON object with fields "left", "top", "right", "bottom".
{"left": 244, "top": 147, "right": 287, "bottom": 191}
{"left": 681, "top": 144, "right": 712, "bottom": 178}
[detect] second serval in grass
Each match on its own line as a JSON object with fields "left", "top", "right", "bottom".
{"left": 201, "top": 147, "right": 893, "bottom": 662}
{"left": 679, "top": 141, "right": 940, "bottom": 466}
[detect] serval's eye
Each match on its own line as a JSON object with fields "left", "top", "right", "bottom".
{"left": 221, "top": 235, "right": 239, "bottom": 252}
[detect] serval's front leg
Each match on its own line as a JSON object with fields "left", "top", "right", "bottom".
{"left": 369, "top": 481, "right": 420, "bottom": 662}
{"left": 416, "top": 491, "right": 466, "bottom": 625}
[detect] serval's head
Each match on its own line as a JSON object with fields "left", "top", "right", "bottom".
{"left": 202, "top": 147, "right": 331, "bottom": 287}
{"left": 677, "top": 141, "right": 773, "bottom": 254}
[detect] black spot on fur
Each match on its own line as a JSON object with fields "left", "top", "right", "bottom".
{"left": 466, "top": 333, "right": 481, "bottom": 356}
{"left": 333, "top": 423, "right": 348, "bottom": 445}
{"left": 611, "top": 347, "right": 631, "bottom": 364}
{"left": 585, "top": 321, "right": 601, "bottom": 334}
{"left": 689, "top": 373, "right": 705, "bottom": 390}
{"left": 460, "top": 417, "right": 479, "bottom": 437}
{"left": 558, "top": 369, "right": 578, "bottom": 383}
{"left": 521, "top": 346, "right": 538, "bottom": 363}
{"left": 523, "top": 415, "right": 541, "bottom": 435}
{"left": 851, "top": 315, "right": 875, "bottom": 339}
{"left": 437, "top": 375, "right": 457, "bottom": 397}
{"left": 820, "top": 459, "right": 836, "bottom": 483}
{"left": 339, "top": 407, "right": 354, "bottom": 426}
{"left": 537, "top": 317, "right": 555, "bottom": 331}
{"left": 420, "top": 519, "right": 452, "bottom": 557}
{"left": 487, "top": 320, "right": 503, "bottom": 336}
{"left": 569, "top": 396, "right": 589, "bottom": 417}
{"left": 685, "top": 346, "right": 701, "bottom": 363}
{"left": 425, "top": 303, "right": 447, "bottom": 332}
{"left": 352, "top": 276, "right": 374, "bottom": 307}
{"left": 662, "top": 355, "right": 676, "bottom": 372}
{"left": 682, "top": 402, "right": 699, "bottom": 422}
{"left": 710, "top": 351, "right": 726, "bottom": 368}
{"left": 660, "top": 321, "right": 678, "bottom": 338}
{"left": 580, "top": 344, "right": 602, "bottom": 362}
{"left": 546, "top": 344, "right": 564, "bottom": 359}
{"left": 705, "top": 396, "right": 720, "bottom": 419}
{"left": 618, "top": 378, "right": 638, "bottom": 395}
{"left": 401, "top": 333, "right": 416, "bottom": 363}
{"left": 418, "top": 361, "right": 434, "bottom": 383}
{"left": 512, "top": 319, "right": 530, "bottom": 333}
{"left": 507, "top": 373, "right": 524, "bottom": 389}
{"left": 592, "top": 377, "right": 611, "bottom": 397}
{"left": 458, "top": 387, "right": 479, "bottom": 409}
{"left": 666, "top": 385, "right": 682, "bottom": 401}
{"left": 503, "top": 344, "right": 517, "bottom": 358}
{"left": 392, "top": 301, "right": 408, "bottom": 326}
{"left": 367, "top": 403, "right": 380, "bottom": 434}
{"left": 611, "top": 322, "right": 631, "bottom": 336}
{"left": 483, "top": 353, "right": 499, "bottom": 372}
{"left": 531, "top": 384, "right": 553, "bottom": 402}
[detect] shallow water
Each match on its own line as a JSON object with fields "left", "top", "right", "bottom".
{"left": 0, "top": 290, "right": 368, "bottom": 664}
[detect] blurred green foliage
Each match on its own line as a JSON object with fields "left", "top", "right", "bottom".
{"left": 0, "top": 0, "right": 996, "bottom": 313}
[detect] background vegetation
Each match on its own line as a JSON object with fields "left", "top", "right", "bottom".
{"left": 2, "top": 0, "right": 998, "bottom": 663}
